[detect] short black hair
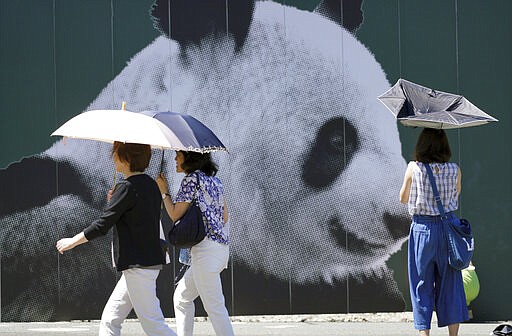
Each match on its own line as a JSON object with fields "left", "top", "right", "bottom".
{"left": 180, "top": 151, "right": 218, "bottom": 176}
{"left": 414, "top": 128, "right": 452, "bottom": 163}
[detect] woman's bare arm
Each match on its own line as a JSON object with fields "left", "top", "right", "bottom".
{"left": 223, "top": 200, "right": 229, "bottom": 224}
{"left": 399, "top": 164, "right": 413, "bottom": 204}
{"left": 162, "top": 197, "right": 191, "bottom": 222}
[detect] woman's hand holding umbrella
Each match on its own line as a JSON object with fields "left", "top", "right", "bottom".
{"left": 156, "top": 173, "right": 170, "bottom": 196}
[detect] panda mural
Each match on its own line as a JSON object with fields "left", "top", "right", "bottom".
{"left": 0, "top": 0, "right": 411, "bottom": 321}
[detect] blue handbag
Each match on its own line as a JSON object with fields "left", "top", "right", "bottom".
{"left": 424, "top": 164, "right": 474, "bottom": 271}
{"left": 167, "top": 172, "right": 206, "bottom": 249}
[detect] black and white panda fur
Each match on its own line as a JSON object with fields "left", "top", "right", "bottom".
{"left": 0, "top": 0, "right": 410, "bottom": 320}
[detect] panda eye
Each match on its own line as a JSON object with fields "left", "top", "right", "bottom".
{"left": 301, "top": 117, "right": 359, "bottom": 190}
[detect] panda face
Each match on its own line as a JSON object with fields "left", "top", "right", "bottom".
{"left": 189, "top": 3, "right": 409, "bottom": 284}
{"left": 83, "top": 1, "right": 409, "bottom": 283}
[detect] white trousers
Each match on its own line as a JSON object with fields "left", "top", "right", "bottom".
{"left": 174, "top": 238, "right": 233, "bottom": 336}
{"left": 99, "top": 268, "right": 177, "bottom": 336}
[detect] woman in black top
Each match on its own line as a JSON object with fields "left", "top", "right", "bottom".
{"left": 56, "top": 141, "right": 176, "bottom": 336}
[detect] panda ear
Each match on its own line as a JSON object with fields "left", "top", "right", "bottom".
{"left": 150, "top": 0, "right": 255, "bottom": 52}
{"left": 0, "top": 157, "right": 92, "bottom": 217}
{"left": 314, "top": 0, "right": 364, "bottom": 33}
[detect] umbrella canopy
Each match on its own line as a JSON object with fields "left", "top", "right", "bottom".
{"left": 140, "top": 111, "right": 227, "bottom": 153}
{"left": 377, "top": 78, "right": 498, "bottom": 129}
{"left": 51, "top": 109, "right": 188, "bottom": 150}
{"left": 492, "top": 324, "right": 512, "bottom": 336}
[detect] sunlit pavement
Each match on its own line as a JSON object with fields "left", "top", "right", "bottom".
{"left": 0, "top": 314, "right": 508, "bottom": 336}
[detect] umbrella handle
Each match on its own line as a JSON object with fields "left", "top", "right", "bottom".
{"left": 112, "top": 170, "right": 117, "bottom": 190}
{"left": 111, "top": 102, "right": 124, "bottom": 192}
{"left": 159, "top": 150, "right": 164, "bottom": 174}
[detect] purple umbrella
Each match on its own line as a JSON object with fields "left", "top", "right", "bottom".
{"left": 140, "top": 111, "right": 227, "bottom": 153}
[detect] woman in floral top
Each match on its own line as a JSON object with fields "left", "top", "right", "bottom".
{"left": 157, "top": 151, "right": 233, "bottom": 336}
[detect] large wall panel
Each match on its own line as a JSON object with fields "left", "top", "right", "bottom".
{"left": 1, "top": 0, "right": 510, "bottom": 322}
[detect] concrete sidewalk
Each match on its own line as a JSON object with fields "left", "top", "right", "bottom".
{"left": 0, "top": 313, "right": 508, "bottom": 335}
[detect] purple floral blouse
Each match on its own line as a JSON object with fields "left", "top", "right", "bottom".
{"left": 175, "top": 170, "right": 229, "bottom": 245}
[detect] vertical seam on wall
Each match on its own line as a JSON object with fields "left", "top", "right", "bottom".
{"left": 166, "top": 0, "right": 178, "bottom": 293}
{"left": 52, "top": 0, "right": 61, "bottom": 307}
{"left": 339, "top": 0, "right": 350, "bottom": 314}
{"left": 53, "top": 0, "right": 59, "bottom": 197}
{"left": 454, "top": 0, "right": 462, "bottom": 216}
{"left": 454, "top": 0, "right": 460, "bottom": 94}
{"left": 111, "top": 0, "right": 115, "bottom": 108}
{"left": 168, "top": 0, "right": 173, "bottom": 112}
{"left": 397, "top": 0, "right": 402, "bottom": 78}
{"left": 110, "top": 0, "right": 120, "bottom": 284}
{"left": 225, "top": 0, "right": 236, "bottom": 316}
{"left": 280, "top": 0, "right": 294, "bottom": 316}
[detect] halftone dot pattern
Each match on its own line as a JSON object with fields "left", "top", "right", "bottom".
{"left": 0, "top": 0, "right": 410, "bottom": 321}
{"left": 0, "top": 178, "right": 116, "bottom": 321}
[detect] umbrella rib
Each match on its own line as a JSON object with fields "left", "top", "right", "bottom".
{"left": 446, "top": 113, "right": 460, "bottom": 125}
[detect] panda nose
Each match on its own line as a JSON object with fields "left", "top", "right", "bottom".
{"left": 383, "top": 212, "right": 411, "bottom": 240}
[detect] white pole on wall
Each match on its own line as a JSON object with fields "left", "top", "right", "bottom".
{"left": 52, "top": 0, "right": 62, "bottom": 307}
{"left": 454, "top": 0, "right": 463, "bottom": 217}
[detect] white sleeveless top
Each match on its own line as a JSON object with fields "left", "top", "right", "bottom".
{"left": 407, "top": 161, "right": 459, "bottom": 216}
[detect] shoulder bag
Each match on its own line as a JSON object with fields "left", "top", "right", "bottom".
{"left": 168, "top": 172, "right": 207, "bottom": 249}
{"left": 424, "top": 163, "right": 474, "bottom": 271}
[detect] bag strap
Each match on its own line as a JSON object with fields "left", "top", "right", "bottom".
{"left": 424, "top": 163, "right": 447, "bottom": 220}
{"left": 191, "top": 171, "right": 201, "bottom": 202}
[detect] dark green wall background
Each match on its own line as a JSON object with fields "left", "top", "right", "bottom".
{"left": 358, "top": 0, "right": 512, "bottom": 320}
{"left": 0, "top": 0, "right": 159, "bottom": 169}
{"left": 1, "top": 0, "right": 511, "bottom": 320}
